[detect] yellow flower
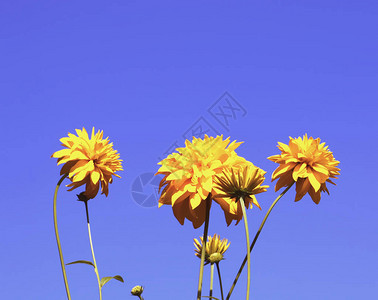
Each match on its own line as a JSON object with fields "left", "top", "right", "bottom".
{"left": 51, "top": 127, "right": 123, "bottom": 199}
{"left": 194, "top": 234, "right": 230, "bottom": 264}
{"left": 268, "top": 134, "right": 340, "bottom": 204}
{"left": 156, "top": 135, "right": 247, "bottom": 228}
{"left": 214, "top": 164, "right": 269, "bottom": 225}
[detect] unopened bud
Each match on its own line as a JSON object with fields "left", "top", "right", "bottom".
{"left": 208, "top": 252, "right": 223, "bottom": 263}
{"left": 131, "top": 285, "right": 144, "bottom": 296}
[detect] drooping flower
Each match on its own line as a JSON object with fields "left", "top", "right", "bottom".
{"left": 156, "top": 135, "right": 247, "bottom": 228}
{"left": 51, "top": 127, "right": 123, "bottom": 199}
{"left": 194, "top": 234, "right": 230, "bottom": 264}
{"left": 214, "top": 163, "right": 269, "bottom": 225}
{"left": 268, "top": 134, "right": 340, "bottom": 204}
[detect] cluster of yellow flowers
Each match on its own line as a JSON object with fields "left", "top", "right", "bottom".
{"left": 51, "top": 128, "right": 340, "bottom": 299}
{"left": 155, "top": 135, "right": 269, "bottom": 228}
{"left": 51, "top": 128, "right": 340, "bottom": 223}
{"left": 155, "top": 134, "right": 339, "bottom": 228}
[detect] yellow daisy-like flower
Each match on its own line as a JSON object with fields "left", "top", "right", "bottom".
{"left": 194, "top": 234, "right": 230, "bottom": 264}
{"left": 214, "top": 164, "right": 269, "bottom": 225}
{"left": 156, "top": 135, "right": 247, "bottom": 228}
{"left": 51, "top": 127, "right": 123, "bottom": 199}
{"left": 268, "top": 134, "right": 340, "bottom": 204}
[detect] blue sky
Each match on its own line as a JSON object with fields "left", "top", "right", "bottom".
{"left": 0, "top": 1, "right": 377, "bottom": 299}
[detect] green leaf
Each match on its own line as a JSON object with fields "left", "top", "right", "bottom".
{"left": 66, "top": 260, "right": 95, "bottom": 268}
{"left": 100, "top": 275, "right": 124, "bottom": 287}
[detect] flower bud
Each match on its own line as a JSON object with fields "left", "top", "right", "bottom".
{"left": 209, "top": 252, "right": 223, "bottom": 263}
{"left": 131, "top": 285, "right": 144, "bottom": 296}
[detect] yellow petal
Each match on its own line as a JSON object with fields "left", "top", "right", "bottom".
{"left": 272, "top": 162, "right": 296, "bottom": 179}
{"left": 51, "top": 148, "right": 71, "bottom": 158}
{"left": 312, "top": 163, "right": 329, "bottom": 176}
{"left": 307, "top": 169, "right": 321, "bottom": 192}
{"left": 190, "top": 193, "right": 202, "bottom": 210}
{"left": 90, "top": 170, "right": 100, "bottom": 185}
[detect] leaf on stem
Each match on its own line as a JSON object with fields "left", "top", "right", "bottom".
{"left": 100, "top": 275, "right": 124, "bottom": 287}
{"left": 66, "top": 260, "right": 95, "bottom": 268}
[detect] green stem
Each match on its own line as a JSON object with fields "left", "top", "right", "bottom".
{"left": 196, "top": 195, "right": 211, "bottom": 300}
{"left": 84, "top": 200, "right": 102, "bottom": 300}
{"left": 226, "top": 182, "right": 295, "bottom": 300}
{"left": 53, "top": 174, "right": 71, "bottom": 300}
{"left": 239, "top": 197, "right": 251, "bottom": 300}
{"left": 216, "top": 263, "right": 225, "bottom": 300}
{"left": 210, "top": 263, "right": 215, "bottom": 298}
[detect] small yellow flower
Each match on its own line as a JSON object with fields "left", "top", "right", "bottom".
{"left": 156, "top": 135, "right": 247, "bottom": 228}
{"left": 268, "top": 134, "right": 340, "bottom": 204}
{"left": 51, "top": 127, "right": 123, "bottom": 199}
{"left": 214, "top": 164, "right": 269, "bottom": 225}
{"left": 194, "top": 234, "right": 230, "bottom": 264}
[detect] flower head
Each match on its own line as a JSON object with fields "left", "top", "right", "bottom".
{"left": 194, "top": 234, "right": 230, "bottom": 264}
{"left": 156, "top": 135, "right": 247, "bottom": 228}
{"left": 51, "top": 127, "right": 123, "bottom": 199}
{"left": 214, "top": 163, "right": 269, "bottom": 225}
{"left": 268, "top": 134, "right": 340, "bottom": 204}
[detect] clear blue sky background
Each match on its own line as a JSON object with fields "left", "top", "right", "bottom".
{"left": 0, "top": 1, "right": 377, "bottom": 299}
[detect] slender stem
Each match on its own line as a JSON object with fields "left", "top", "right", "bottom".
{"left": 197, "top": 195, "right": 211, "bottom": 300}
{"left": 226, "top": 182, "right": 295, "bottom": 300}
{"left": 138, "top": 296, "right": 144, "bottom": 300}
{"left": 84, "top": 200, "right": 102, "bottom": 300}
{"left": 210, "top": 263, "right": 215, "bottom": 298}
{"left": 239, "top": 197, "right": 251, "bottom": 300}
{"left": 53, "top": 174, "right": 71, "bottom": 300}
{"left": 216, "top": 263, "right": 225, "bottom": 300}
